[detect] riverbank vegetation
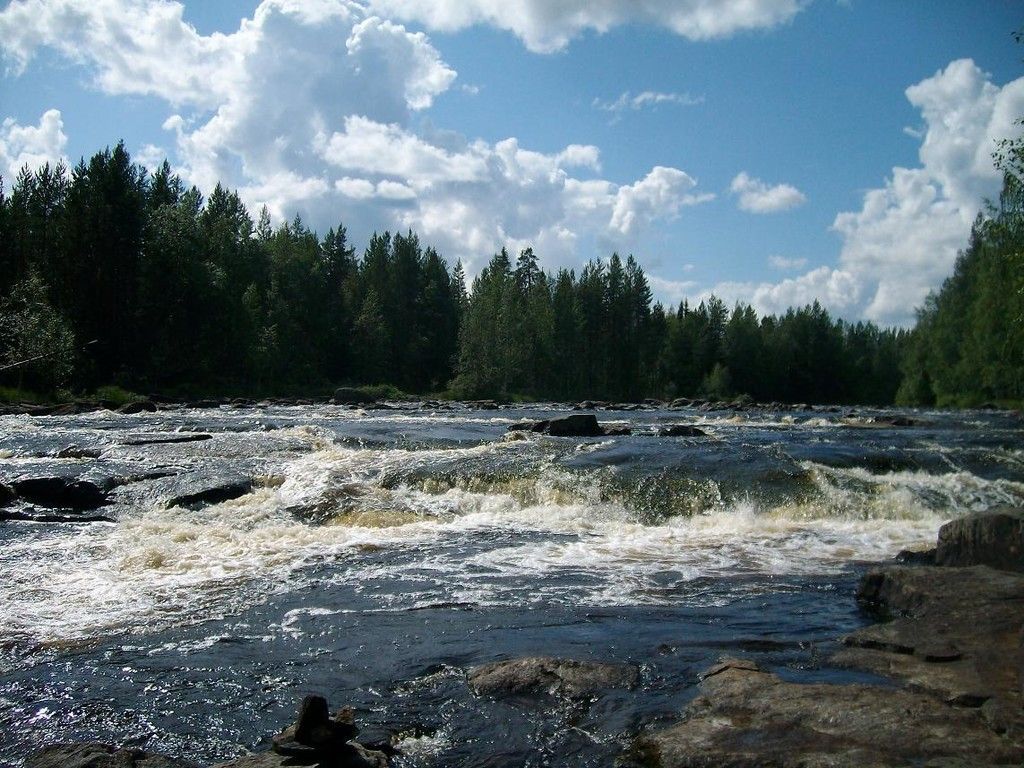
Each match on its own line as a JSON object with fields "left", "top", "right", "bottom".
{"left": 0, "top": 137, "right": 1020, "bottom": 407}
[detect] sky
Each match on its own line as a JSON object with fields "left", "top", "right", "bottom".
{"left": 0, "top": 1, "right": 1022, "bottom": 327}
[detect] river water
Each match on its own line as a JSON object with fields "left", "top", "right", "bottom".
{"left": 0, "top": 403, "right": 1022, "bottom": 766}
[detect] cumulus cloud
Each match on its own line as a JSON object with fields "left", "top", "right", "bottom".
{"left": 730, "top": 171, "right": 807, "bottom": 213}
{"left": 593, "top": 90, "right": 704, "bottom": 116}
{"left": 0, "top": 108, "right": 67, "bottom": 180}
{"left": 0, "top": 0, "right": 711, "bottom": 274}
{"left": 831, "top": 58, "right": 1024, "bottom": 325}
{"left": 711, "top": 59, "right": 1024, "bottom": 326}
{"left": 365, "top": 0, "right": 810, "bottom": 53}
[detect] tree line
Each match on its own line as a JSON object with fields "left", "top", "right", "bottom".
{"left": 0, "top": 139, "right": 1019, "bottom": 406}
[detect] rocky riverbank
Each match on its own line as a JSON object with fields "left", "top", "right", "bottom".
{"left": 630, "top": 507, "right": 1024, "bottom": 767}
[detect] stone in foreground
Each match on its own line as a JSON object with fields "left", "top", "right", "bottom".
{"left": 26, "top": 743, "right": 195, "bottom": 768}
{"left": 468, "top": 656, "right": 639, "bottom": 698}
{"left": 632, "top": 658, "right": 1022, "bottom": 767}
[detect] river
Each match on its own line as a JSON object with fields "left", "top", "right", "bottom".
{"left": 1, "top": 403, "right": 1022, "bottom": 766}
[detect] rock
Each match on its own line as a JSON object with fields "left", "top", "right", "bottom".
{"left": 12, "top": 476, "right": 111, "bottom": 509}
{"left": 165, "top": 477, "right": 253, "bottom": 509}
{"left": 26, "top": 743, "right": 195, "bottom": 768}
{"left": 259, "top": 695, "right": 387, "bottom": 768}
{"left": 603, "top": 425, "right": 632, "bottom": 436}
{"left": 506, "top": 420, "right": 536, "bottom": 431}
{"left": 333, "top": 387, "right": 376, "bottom": 405}
{"left": 935, "top": 507, "right": 1024, "bottom": 572}
{"left": 0, "top": 509, "right": 115, "bottom": 523}
{"left": 0, "top": 482, "right": 15, "bottom": 507}
{"left": 272, "top": 696, "right": 359, "bottom": 757}
{"left": 468, "top": 656, "right": 639, "bottom": 698}
{"left": 540, "top": 414, "right": 604, "bottom": 437}
{"left": 54, "top": 445, "right": 103, "bottom": 459}
{"left": 894, "top": 547, "right": 936, "bottom": 565}
{"left": 631, "top": 658, "right": 1022, "bottom": 768}
{"left": 657, "top": 425, "right": 708, "bottom": 438}
{"left": 124, "top": 434, "right": 213, "bottom": 446}
{"left": 837, "top": 564, "right": 1024, "bottom": 735}
{"left": 189, "top": 399, "right": 222, "bottom": 409}
{"left": 117, "top": 400, "right": 158, "bottom": 414}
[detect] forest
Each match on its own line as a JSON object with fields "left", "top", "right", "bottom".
{"left": 0, "top": 138, "right": 1020, "bottom": 407}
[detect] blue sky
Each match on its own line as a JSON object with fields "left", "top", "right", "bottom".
{"left": 1, "top": 0, "right": 1022, "bottom": 326}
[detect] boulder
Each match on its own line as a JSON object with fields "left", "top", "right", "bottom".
{"left": 630, "top": 658, "right": 1022, "bottom": 767}
{"left": 165, "top": 477, "right": 253, "bottom": 509}
{"left": 26, "top": 743, "right": 195, "bottom": 768}
{"left": 542, "top": 414, "right": 604, "bottom": 437}
{"left": 117, "top": 400, "right": 158, "bottom": 414}
{"left": 258, "top": 695, "right": 386, "bottom": 768}
{"left": 333, "top": 387, "right": 376, "bottom": 405}
{"left": 468, "top": 656, "right": 639, "bottom": 698}
{"left": 935, "top": 507, "right": 1024, "bottom": 572}
{"left": 12, "top": 476, "right": 111, "bottom": 509}
{"left": 657, "top": 425, "right": 708, "bottom": 438}
{"left": 0, "top": 482, "right": 15, "bottom": 507}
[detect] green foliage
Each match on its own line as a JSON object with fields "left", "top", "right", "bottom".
{"left": 94, "top": 385, "right": 145, "bottom": 406}
{"left": 0, "top": 269, "right": 75, "bottom": 392}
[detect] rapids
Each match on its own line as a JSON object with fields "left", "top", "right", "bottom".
{"left": 0, "top": 403, "right": 1021, "bottom": 765}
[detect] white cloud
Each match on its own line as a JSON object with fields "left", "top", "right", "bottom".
{"left": 707, "top": 267, "right": 860, "bottom": 316}
{"left": 730, "top": 171, "right": 807, "bottom": 213}
{"left": 365, "top": 0, "right": 810, "bottom": 53}
{"left": 611, "top": 167, "right": 714, "bottom": 236}
{"left": 769, "top": 255, "right": 808, "bottom": 270}
{"left": 648, "top": 274, "right": 698, "bottom": 305}
{"left": 709, "top": 59, "right": 1024, "bottom": 326}
{"left": 0, "top": 108, "right": 67, "bottom": 180}
{"left": 593, "top": 90, "right": 704, "bottom": 116}
{"left": 830, "top": 58, "right": 1024, "bottom": 325}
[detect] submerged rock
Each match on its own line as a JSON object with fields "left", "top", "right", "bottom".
{"left": 935, "top": 507, "right": 1024, "bottom": 572}
{"left": 26, "top": 743, "right": 196, "bottom": 768}
{"left": 468, "top": 656, "right": 639, "bottom": 698}
{"left": 657, "top": 425, "right": 708, "bottom": 437}
{"left": 124, "top": 433, "right": 213, "bottom": 446}
{"left": 632, "top": 658, "right": 1021, "bottom": 767}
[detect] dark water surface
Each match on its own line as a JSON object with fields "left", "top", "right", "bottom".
{"left": 1, "top": 403, "right": 1021, "bottom": 765}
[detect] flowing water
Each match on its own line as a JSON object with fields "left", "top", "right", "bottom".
{"left": 0, "top": 403, "right": 1021, "bottom": 766}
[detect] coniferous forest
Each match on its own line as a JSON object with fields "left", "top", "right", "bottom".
{"left": 0, "top": 138, "right": 1021, "bottom": 407}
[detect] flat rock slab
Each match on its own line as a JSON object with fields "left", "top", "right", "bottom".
{"left": 468, "top": 656, "right": 639, "bottom": 698}
{"left": 836, "top": 564, "right": 1024, "bottom": 736}
{"left": 164, "top": 477, "right": 254, "bottom": 509}
{"left": 212, "top": 742, "right": 387, "bottom": 768}
{"left": 633, "top": 659, "right": 1023, "bottom": 767}
{"left": 26, "top": 743, "right": 196, "bottom": 768}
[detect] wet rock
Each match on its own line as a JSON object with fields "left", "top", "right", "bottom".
{"left": 165, "top": 477, "right": 253, "bottom": 509}
{"left": 603, "top": 425, "right": 632, "bottom": 436}
{"left": 631, "top": 658, "right": 1021, "bottom": 767}
{"left": 0, "top": 482, "right": 15, "bottom": 507}
{"left": 333, "top": 387, "right": 377, "bottom": 405}
{"left": 935, "top": 507, "right": 1024, "bottom": 572}
{"left": 0, "top": 508, "right": 115, "bottom": 523}
{"left": 12, "top": 476, "right": 112, "bottom": 509}
{"left": 256, "top": 695, "right": 387, "bottom": 768}
{"left": 117, "top": 400, "right": 158, "bottom": 414}
{"left": 894, "top": 547, "right": 936, "bottom": 565}
{"left": 542, "top": 414, "right": 604, "bottom": 437}
{"left": 657, "top": 425, "right": 708, "bottom": 438}
{"left": 468, "top": 656, "right": 639, "bottom": 698}
{"left": 26, "top": 743, "right": 195, "bottom": 768}
{"left": 837, "top": 564, "right": 1024, "bottom": 735}
{"left": 273, "top": 696, "right": 359, "bottom": 757}
{"left": 124, "top": 433, "right": 213, "bottom": 446}
{"left": 54, "top": 444, "right": 103, "bottom": 459}
{"left": 505, "top": 420, "right": 536, "bottom": 431}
